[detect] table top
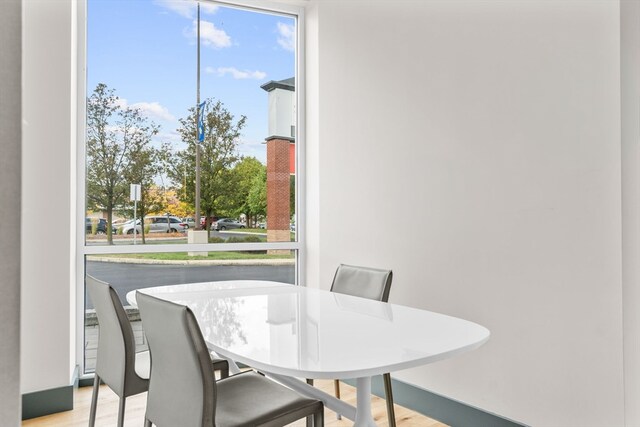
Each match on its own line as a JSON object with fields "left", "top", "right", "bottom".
{"left": 128, "top": 280, "right": 490, "bottom": 379}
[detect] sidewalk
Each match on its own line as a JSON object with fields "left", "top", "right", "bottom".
{"left": 84, "top": 313, "right": 146, "bottom": 373}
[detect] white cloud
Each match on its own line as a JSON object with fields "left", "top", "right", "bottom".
{"left": 111, "top": 97, "right": 128, "bottom": 110}
{"left": 184, "top": 19, "right": 231, "bottom": 49}
{"left": 276, "top": 22, "right": 295, "bottom": 52}
{"left": 109, "top": 98, "right": 175, "bottom": 122}
{"left": 130, "top": 102, "right": 176, "bottom": 122}
{"left": 206, "top": 66, "right": 266, "bottom": 80}
{"left": 238, "top": 139, "right": 267, "bottom": 163}
{"left": 154, "top": 0, "right": 218, "bottom": 19}
{"left": 156, "top": 130, "right": 182, "bottom": 144}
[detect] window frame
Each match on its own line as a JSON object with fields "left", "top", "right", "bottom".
{"left": 75, "top": 0, "right": 306, "bottom": 377}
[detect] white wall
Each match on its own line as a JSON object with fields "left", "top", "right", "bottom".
{"left": 0, "top": 0, "right": 22, "bottom": 423}
{"left": 21, "top": 0, "right": 76, "bottom": 394}
{"left": 268, "top": 88, "right": 296, "bottom": 139}
{"left": 306, "top": 1, "right": 624, "bottom": 425}
{"left": 621, "top": 1, "right": 640, "bottom": 425}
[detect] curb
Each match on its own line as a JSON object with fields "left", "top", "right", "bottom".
{"left": 85, "top": 306, "right": 140, "bottom": 326}
{"left": 86, "top": 256, "right": 295, "bottom": 266}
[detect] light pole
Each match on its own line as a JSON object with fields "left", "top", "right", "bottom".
{"left": 187, "top": 2, "right": 208, "bottom": 257}
{"left": 194, "top": 2, "right": 201, "bottom": 230}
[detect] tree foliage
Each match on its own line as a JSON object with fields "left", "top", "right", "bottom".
{"left": 86, "top": 83, "right": 159, "bottom": 244}
{"left": 247, "top": 167, "right": 267, "bottom": 224}
{"left": 231, "top": 157, "right": 265, "bottom": 226}
{"left": 168, "top": 99, "right": 246, "bottom": 230}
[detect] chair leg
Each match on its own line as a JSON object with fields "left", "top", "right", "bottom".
{"left": 88, "top": 374, "right": 100, "bottom": 427}
{"left": 313, "top": 407, "right": 324, "bottom": 427}
{"left": 334, "top": 380, "right": 342, "bottom": 420}
{"left": 220, "top": 365, "right": 229, "bottom": 379}
{"left": 383, "top": 373, "right": 396, "bottom": 427}
{"left": 117, "top": 396, "right": 126, "bottom": 427}
{"left": 305, "top": 379, "right": 315, "bottom": 427}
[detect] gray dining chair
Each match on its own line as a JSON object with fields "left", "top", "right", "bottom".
{"left": 136, "top": 291, "right": 325, "bottom": 427}
{"left": 308, "top": 264, "right": 395, "bottom": 427}
{"left": 86, "top": 276, "right": 229, "bottom": 427}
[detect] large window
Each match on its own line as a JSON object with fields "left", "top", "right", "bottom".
{"left": 80, "top": 0, "right": 304, "bottom": 375}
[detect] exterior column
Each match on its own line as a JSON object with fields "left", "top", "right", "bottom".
{"left": 266, "top": 137, "right": 290, "bottom": 255}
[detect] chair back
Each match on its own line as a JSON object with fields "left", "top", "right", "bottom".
{"left": 137, "top": 291, "right": 217, "bottom": 427}
{"left": 86, "top": 275, "right": 145, "bottom": 397}
{"left": 330, "top": 264, "right": 393, "bottom": 302}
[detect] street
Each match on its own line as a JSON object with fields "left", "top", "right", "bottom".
{"left": 85, "top": 260, "right": 295, "bottom": 309}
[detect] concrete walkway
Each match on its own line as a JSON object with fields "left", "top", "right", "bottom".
{"left": 84, "top": 318, "right": 146, "bottom": 373}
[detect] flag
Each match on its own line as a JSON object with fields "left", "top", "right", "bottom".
{"left": 197, "top": 101, "right": 206, "bottom": 143}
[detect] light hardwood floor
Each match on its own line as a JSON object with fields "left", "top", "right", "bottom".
{"left": 22, "top": 378, "right": 448, "bottom": 427}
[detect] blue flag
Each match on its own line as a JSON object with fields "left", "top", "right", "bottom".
{"left": 197, "top": 101, "right": 206, "bottom": 143}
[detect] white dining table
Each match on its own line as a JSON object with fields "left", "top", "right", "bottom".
{"left": 127, "top": 280, "right": 490, "bottom": 427}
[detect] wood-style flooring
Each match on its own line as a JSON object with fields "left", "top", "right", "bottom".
{"left": 22, "top": 378, "right": 448, "bottom": 427}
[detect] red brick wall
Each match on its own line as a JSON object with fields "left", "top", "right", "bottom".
{"left": 267, "top": 138, "right": 290, "bottom": 236}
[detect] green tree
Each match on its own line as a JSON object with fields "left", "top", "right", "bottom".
{"left": 117, "top": 136, "right": 166, "bottom": 245}
{"left": 168, "top": 99, "right": 246, "bottom": 230}
{"left": 86, "top": 83, "right": 160, "bottom": 244}
{"left": 231, "top": 157, "right": 265, "bottom": 226}
{"left": 247, "top": 168, "right": 267, "bottom": 225}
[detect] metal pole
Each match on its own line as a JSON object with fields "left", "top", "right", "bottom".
{"left": 195, "top": 2, "right": 201, "bottom": 230}
{"left": 133, "top": 198, "right": 137, "bottom": 245}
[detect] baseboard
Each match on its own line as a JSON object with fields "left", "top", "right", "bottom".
{"left": 343, "top": 376, "right": 528, "bottom": 427}
{"left": 22, "top": 385, "right": 74, "bottom": 420}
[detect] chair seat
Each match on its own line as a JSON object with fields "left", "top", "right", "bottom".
{"left": 216, "top": 372, "right": 323, "bottom": 427}
{"left": 134, "top": 351, "right": 151, "bottom": 379}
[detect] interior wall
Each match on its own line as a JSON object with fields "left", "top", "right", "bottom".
{"left": 306, "top": 1, "right": 624, "bottom": 425}
{"left": 0, "top": 0, "right": 22, "bottom": 423}
{"left": 21, "top": 0, "right": 75, "bottom": 394}
{"left": 621, "top": 1, "right": 640, "bottom": 425}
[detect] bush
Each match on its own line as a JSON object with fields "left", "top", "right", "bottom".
{"left": 242, "top": 235, "right": 262, "bottom": 243}
{"left": 226, "top": 235, "right": 266, "bottom": 254}
{"left": 208, "top": 236, "right": 225, "bottom": 244}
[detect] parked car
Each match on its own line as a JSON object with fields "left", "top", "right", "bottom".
{"left": 121, "top": 216, "right": 188, "bottom": 234}
{"left": 147, "top": 215, "right": 188, "bottom": 233}
{"left": 212, "top": 218, "right": 246, "bottom": 231}
{"left": 182, "top": 217, "right": 196, "bottom": 229}
{"left": 121, "top": 219, "right": 142, "bottom": 235}
{"left": 200, "top": 216, "right": 219, "bottom": 229}
{"left": 86, "top": 218, "right": 115, "bottom": 235}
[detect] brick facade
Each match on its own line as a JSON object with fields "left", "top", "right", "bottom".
{"left": 267, "top": 137, "right": 291, "bottom": 240}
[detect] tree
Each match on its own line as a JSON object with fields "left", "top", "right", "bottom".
{"left": 231, "top": 157, "right": 265, "bottom": 226}
{"left": 87, "top": 83, "right": 159, "bottom": 244}
{"left": 118, "top": 109, "right": 161, "bottom": 243}
{"left": 168, "top": 99, "right": 246, "bottom": 230}
{"left": 247, "top": 168, "right": 267, "bottom": 226}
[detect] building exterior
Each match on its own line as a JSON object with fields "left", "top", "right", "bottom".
{"left": 261, "top": 78, "right": 295, "bottom": 249}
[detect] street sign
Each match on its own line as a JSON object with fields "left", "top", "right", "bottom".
{"left": 130, "top": 184, "right": 141, "bottom": 201}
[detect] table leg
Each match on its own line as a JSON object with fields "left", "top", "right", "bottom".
{"left": 354, "top": 377, "right": 378, "bottom": 427}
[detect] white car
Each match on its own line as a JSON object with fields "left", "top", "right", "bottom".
{"left": 147, "top": 216, "right": 188, "bottom": 233}
{"left": 121, "top": 219, "right": 142, "bottom": 235}
{"left": 121, "top": 216, "right": 188, "bottom": 234}
{"left": 182, "top": 217, "right": 196, "bottom": 229}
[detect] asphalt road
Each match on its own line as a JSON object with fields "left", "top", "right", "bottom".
{"left": 85, "top": 261, "right": 295, "bottom": 309}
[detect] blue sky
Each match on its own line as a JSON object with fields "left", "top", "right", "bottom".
{"left": 87, "top": 0, "right": 296, "bottom": 163}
